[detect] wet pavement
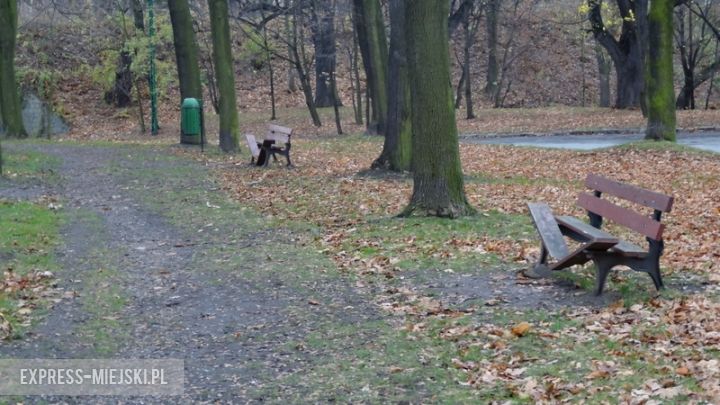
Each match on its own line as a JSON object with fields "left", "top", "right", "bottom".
{"left": 464, "top": 131, "right": 720, "bottom": 153}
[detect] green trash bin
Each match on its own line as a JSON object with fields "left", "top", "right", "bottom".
{"left": 181, "top": 98, "right": 202, "bottom": 145}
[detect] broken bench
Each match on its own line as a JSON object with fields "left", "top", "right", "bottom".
{"left": 527, "top": 174, "right": 674, "bottom": 295}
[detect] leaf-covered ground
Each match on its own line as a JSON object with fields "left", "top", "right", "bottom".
{"left": 4, "top": 127, "right": 719, "bottom": 402}
{"left": 205, "top": 135, "right": 720, "bottom": 402}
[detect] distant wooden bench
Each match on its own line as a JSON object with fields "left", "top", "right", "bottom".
{"left": 526, "top": 174, "right": 674, "bottom": 295}
{"left": 245, "top": 124, "right": 293, "bottom": 167}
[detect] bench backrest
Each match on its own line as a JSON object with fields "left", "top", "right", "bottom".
{"left": 579, "top": 174, "right": 674, "bottom": 241}
{"left": 265, "top": 124, "right": 293, "bottom": 144}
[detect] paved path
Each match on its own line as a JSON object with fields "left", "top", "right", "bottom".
{"left": 465, "top": 131, "right": 720, "bottom": 153}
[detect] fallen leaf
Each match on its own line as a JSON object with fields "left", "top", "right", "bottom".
{"left": 675, "top": 366, "right": 691, "bottom": 376}
{"left": 511, "top": 322, "right": 532, "bottom": 337}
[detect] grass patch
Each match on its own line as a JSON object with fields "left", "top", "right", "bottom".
{"left": 249, "top": 319, "right": 481, "bottom": 403}
{"left": 335, "top": 211, "right": 534, "bottom": 274}
{"left": 0, "top": 147, "right": 60, "bottom": 180}
{"left": 77, "top": 250, "right": 129, "bottom": 356}
{"left": 607, "top": 140, "right": 718, "bottom": 155}
{"left": 0, "top": 200, "right": 62, "bottom": 338}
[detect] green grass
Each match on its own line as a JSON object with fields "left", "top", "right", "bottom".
{"left": 1, "top": 147, "right": 60, "bottom": 180}
{"left": 337, "top": 211, "right": 535, "bottom": 274}
{"left": 77, "top": 252, "right": 129, "bottom": 356}
{"left": 249, "top": 319, "right": 480, "bottom": 403}
{"left": 0, "top": 200, "right": 62, "bottom": 337}
{"left": 608, "top": 140, "right": 719, "bottom": 155}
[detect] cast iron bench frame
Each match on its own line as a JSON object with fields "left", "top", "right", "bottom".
{"left": 245, "top": 124, "right": 293, "bottom": 167}
{"left": 527, "top": 174, "right": 674, "bottom": 295}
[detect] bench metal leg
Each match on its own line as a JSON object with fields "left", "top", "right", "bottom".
{"left": 590, "top": 242, "right": 665, "bottom": 295}
{"left": 285, "top": 143, "right": 292, "bottom": 167}
{"left": 592, "top": 257, "right": 614, "bottom": 296}
{"left": 645, "top": 239, "right": 664, "bottom": 290}
{"left": 524, "top": 245, "right": 552, "bottom": 278}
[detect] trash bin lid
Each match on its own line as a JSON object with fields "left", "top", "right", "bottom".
{"left": 182, "top": 98, "right": 200, "bottom": 108}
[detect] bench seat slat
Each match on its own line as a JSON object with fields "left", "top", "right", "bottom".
{"left": 245, "top": 134, "right": 261, "bottom": 158}
{"left": 585, "top": 174, "right": 674, "bottom": 212}
{"left": 550, "top": 239, "right": 618, "bottom": 270}
{"left": 577, "top": 193, "right": 665, "bottom": 240}
{"left": 611, "top": 240, "right": 648, "bottom": 258}
{"left": 527, "top": 203, "right": 570, "bottom": 260}
{"left": 555, "top": 216, "right": 619, "bottom": 244}
{"left": 556, "top": 216, "right": 647, "bottom": 258}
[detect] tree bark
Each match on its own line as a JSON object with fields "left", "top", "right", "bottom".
{"left": 352, "top": 0, "right": 388, "bottom": 134}
{"left": 312, "top": 0, "right": 340, "bottom": 107}
{"left": 454, "top": 66, "right": 465, "bottom": 109}
{"left": 401, "top": 0, "right": 473, "bottom": 218}
{"left": 208, "top": 0, "right": 240, "bottom": 152}
{"left": 0, "top": 0, "right": 25, "bottom": 137}
{"left": 645, "top": 0, "right": 676, "bottom": 141}
{"left": 349, "top": 25, "right": 363, "bottom": 124}
{"left": 589, "top": 0, "right": 647, "bottom": 109}
{"left": 463, "top": 14, "right": 475, "bottom": 119}
{"left": 594, "top": 42, "right": 611, "bottom": 107}
{"left": 484, "top": 0, "right": 499, "bottom": 97}
{"left": 372, "top": 0, "right": 411, "bottom": 171}
{"left": 132, "top": 0, "right": 145, "bottom": 30}
{"left": 168, "top": 0, "right": 203, "bottom": 103}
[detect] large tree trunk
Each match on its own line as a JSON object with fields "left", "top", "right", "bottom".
{"left": 401, "top": 0, "right": 473, "bottom": 218}
{"left": 595, "top": 42, "right": 611, "bottom": 107}
{"left": 615, "top": 56, "right": 644, "bottom": 108}
{"left": 312, "top": 0, "right": 340, "bottom": 108}
{"left": 676, "top": 69, "right": 695, "bottom": 110}
{"left": 372, "top": 0, "right": 411, "bottom": 171}
{"left": 589, "top": 0, "right": 646, "bottom": 109}
{"left": 675, "top": 6, "right": 695, "bottom": 110}
{"left": 208, "top": 0, "right": 240, "bottom": 152}
{"left": 484, "top": 0, "right": 499, "bottom": 97}
{"left": 168, "top": 0, "right": 203, "bottom": 103}
{"left": 349, "top": 25, "right": 363, "bottom": 124}
{"left": 645, "top": 0, "right": 676, "bottom": 141}
{"left": 132, "top": 0, "right": 145, "bottom": 30}
{"left": 0, "top": 0, "right": 25, "bottom": 137}
{"left": 463, "top": 15, "right": 475, "bottom": 119}
{"left": 352, "top": 0, "right": 388, "bottom": 134}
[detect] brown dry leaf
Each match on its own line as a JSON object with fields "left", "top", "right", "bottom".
{"left": 511, "top": 322, "right": 532, "bottom": 337}
{"left": 675, "top": 366, "right": 691, "bottom": 376}
{"left": 451, "top": 358, "right": 476, "bottom": 370}
{"left": 585, "top": 370, "right": 610, "bottom": 380}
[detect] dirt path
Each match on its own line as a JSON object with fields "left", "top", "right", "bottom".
{"left": 0, "top": 143, "right": 382, "bottom": 403}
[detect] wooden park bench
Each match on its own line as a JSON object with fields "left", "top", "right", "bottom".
{"left": 526, "top": 174, "right": 674, "bottom": 295}
{"left": 245, "top": 124, "right": 293, "bottom": 167}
